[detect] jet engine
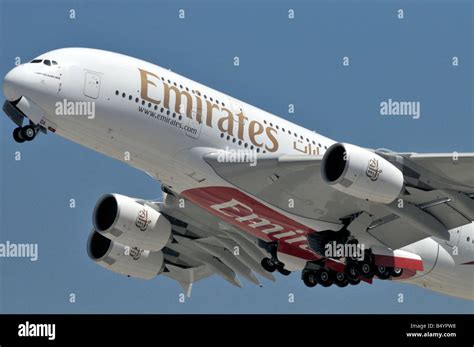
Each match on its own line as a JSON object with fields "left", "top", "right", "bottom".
{"left": 93, "top": 193, "right": 172, "bottom": 252}
{"left": 87, "top": 230, "right": 164, "bottom": 280}
{"left": 321, "top": 143, "right": 404, "bottom": 204}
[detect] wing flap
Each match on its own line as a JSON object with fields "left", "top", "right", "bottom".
{"left": 163, "top": 264, "right": 213, "bottom": 297}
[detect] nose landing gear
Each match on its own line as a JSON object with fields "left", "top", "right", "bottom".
{"left": 13, "top": 124, "right": 37, "bottom": 143}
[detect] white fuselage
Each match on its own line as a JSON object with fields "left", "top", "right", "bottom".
{"left": 3, "top": 48, "right": 473, "bottom": 300}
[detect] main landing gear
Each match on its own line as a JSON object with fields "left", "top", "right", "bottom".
{"left": 300, "top": 250, "right": 404, "bottom": 289}
{"left": 305, "top": 222, "right": 405, "bottom": 288}
{"left": 345, "top": 250, "right": 403, "bottom": 281}
{"left": 301, "top": 266, "right": 351, "bottom": 288}
{"left": 259, "top": 240, "right": 292, "bottom": 276}
{"left": 261, "top": 257, "right": 291, "bottom": 276}
{"left": 13, "top": 124, "right": 37, "bottom": 143}
{"left": 259, "top": 235, "right": 405, "bottom": 288}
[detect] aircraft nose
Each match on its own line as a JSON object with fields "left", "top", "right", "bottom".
{"left": 3, "top": 65, "right": 29, "bottom": 101}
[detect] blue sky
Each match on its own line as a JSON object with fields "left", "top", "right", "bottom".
{"left": 0, "top": 0, "right": 472, "bottom": 313}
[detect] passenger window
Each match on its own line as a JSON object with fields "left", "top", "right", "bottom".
{"left": 44, "top": 60, "right": 51, "bottom": 66}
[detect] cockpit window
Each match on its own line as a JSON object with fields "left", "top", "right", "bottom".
{"left": 52, "top": 60, "right": 58, "bottom": 65}
{"left": 44, "top": 60, "right": 51, "bottom": 66}
{"left": 30, "top": 59, "right": 42, "bottom": 63}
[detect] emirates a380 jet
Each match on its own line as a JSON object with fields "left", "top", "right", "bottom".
{"left": 3, "top": 48, "right": 473, "bottom": 300}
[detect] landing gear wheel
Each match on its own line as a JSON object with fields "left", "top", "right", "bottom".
{"left": 13, "top": 127, "right": 25, "bottom": 143}
{"left": 315, "top": 268, "right": 333, "bottom": 287}
{"left": 20, "top": 125, "right": 36, "bottom": 141}
{"left": 348, "top": 277, "right": 361, "bottom": 285}
{"left": 277, "top": 266, "right": 291, "bottom": 276}
{"left": 358, "top": 260, "right": 374, "bottom": 279}
{"left": 302, "top": 271, "right": 317, "bottom": 287}
{"left": 261, "top": 258, "right": 276, "bottom": 273}
{"left": 345, "top": 262, "right": 359, "bottom": 279}
{"left": 334, "top": 272, "right": 349, "bottom": 287}
{"left": 346, "top": 239, "right": 360, "bottom": 262}
{"left": 375, "top": 265, "right": 391, "bottom": 280}
{"left": 390, "top": 267, "right": 403, "bottom": 278}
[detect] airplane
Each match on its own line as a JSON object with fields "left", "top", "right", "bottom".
{"left": 2, "top": 48, "right": 473, "bottom": 300}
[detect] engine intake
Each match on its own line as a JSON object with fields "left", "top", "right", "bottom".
{"left": 321, "top": 143, "right": 404, "bottom": 204}
{"left": 93, "top": 193, "right": 171, "bottom": 251}
{"left": 87, "top": 230, "right": 164, "bottom": 280}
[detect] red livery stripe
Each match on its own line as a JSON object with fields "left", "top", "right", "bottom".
{"left": 373, "top": 254, "right": 424, "bottom": 271}
{"left": 182, "top": 186, "right": 319, "bottom": 260}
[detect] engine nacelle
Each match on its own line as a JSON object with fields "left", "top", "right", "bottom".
{"left": 93, "top": 193, "right": 171, "bottom": 252}
{"left": 321, "top": 143, "right": 404, "bottom": 204}
{"left": 87, "top": 230, "right": 164, "bottom": 280}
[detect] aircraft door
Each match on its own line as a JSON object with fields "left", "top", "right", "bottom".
{"left": 84, "top": 71, "right": 101, "bottom": 99}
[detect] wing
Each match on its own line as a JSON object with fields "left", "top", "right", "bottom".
{"left": 400, "top": 152, "right": 474, "bottom": 189}
{"left": 145, "top": 149, "right": 472, "bottom": 292}
{"left": 203, "top": 150, "right": 474, "bottom": 249}
{"left": 145, "top": 196, "right": 276, "bottom": 296}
